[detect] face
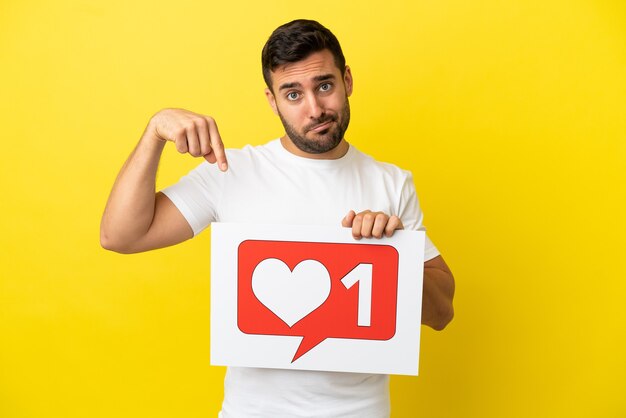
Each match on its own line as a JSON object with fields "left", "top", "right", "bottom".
{"left": 265, "top": 49, "right": 353, "bottom": 157}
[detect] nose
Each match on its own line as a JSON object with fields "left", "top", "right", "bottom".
{"left": 306, "top": 94, "right": 324, "bottom": 120}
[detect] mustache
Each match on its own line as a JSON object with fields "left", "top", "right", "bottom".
{"left": 305, "top": 114, "right": 337, "bottom": 132}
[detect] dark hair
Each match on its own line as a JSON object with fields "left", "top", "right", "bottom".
{"left": 261, "top": 19, "right": 346, "bottom": 91}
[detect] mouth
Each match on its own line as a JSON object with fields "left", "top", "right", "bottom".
{"left": 308, "top": 120, "right": 334, "bottom": 133}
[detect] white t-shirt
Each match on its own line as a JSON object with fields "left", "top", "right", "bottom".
{"left": 162, "top": 139, "right": 439, "bottom": 418}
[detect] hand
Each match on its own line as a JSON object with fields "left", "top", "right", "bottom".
{"left": 341, "top": 210, "right": 404, "bottom": 239}
{"left": 149, "top": 108, "right": 228, "bottom": 171}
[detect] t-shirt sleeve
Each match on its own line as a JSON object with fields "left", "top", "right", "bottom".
{"left": 161, "top": 162, "right": 223, "bottom": 236}
{"left": 397, "top": 172, "right": 440, "bottom": 261}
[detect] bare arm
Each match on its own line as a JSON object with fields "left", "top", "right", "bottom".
{"left": 342, "top": 210, "right": 455, "bottom": 330}
{"left": 100, "top": 108, "right": 227, "bottom": 254}
{"left": 422, "top": 255, "right": 455, "bottom": 330}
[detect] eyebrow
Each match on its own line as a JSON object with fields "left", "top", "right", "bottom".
{"left": 278, "top": 73, "right": 336, "bottom": 91}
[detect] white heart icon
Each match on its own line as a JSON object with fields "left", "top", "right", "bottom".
{"left": 251, "top": 258, "right": 331, "bottom": 327}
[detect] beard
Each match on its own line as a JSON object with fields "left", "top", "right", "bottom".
{"left": 278, "top": 97, "right": 351, "bottom": 154}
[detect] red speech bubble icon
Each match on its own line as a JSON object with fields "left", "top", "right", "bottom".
{"left": 237, "top": 240, "right": 399, "bottom": 362}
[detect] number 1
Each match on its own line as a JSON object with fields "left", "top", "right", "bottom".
{"left": 340, "top": 263, "right": 373, "bottom": 327}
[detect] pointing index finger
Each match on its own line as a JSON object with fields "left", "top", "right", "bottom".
{"left": 205, "top": 116, "right": 228, "bottom": 171}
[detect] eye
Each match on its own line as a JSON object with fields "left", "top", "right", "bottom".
{"left": 319, "top": 83, "right": 332, "bottom": 92}
{"left": 287, "top": 92, "right": 300, "bottom": 101}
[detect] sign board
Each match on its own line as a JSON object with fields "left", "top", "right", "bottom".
{"left": 210, "top": 222, "right": 425, "bottom": 375}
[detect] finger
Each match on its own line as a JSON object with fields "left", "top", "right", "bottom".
{"left": 384, "top": 215, "right": 404, "bottom": 237}
{"left": 185, "top": 124, "right": 201, "bottom": 157}
{"left": 372, "top": 213, "right": 390, "bottom": 238}
{"left": 352, "top": 211, "right": 365, "bottom": 239}
{"left": 195, "top": 117, "right": 212, "bottom": 157}
{"left": 342, "top": 210, "right": 356, "bottom": 227}
{"left": 173, "top": 129, "right": 188, "bottom": 154}
{"left": 360, "top": 211, "right": 376, "bottom": 238}
{"left": 206, "top": 117, "right": 228, "bottom": 171}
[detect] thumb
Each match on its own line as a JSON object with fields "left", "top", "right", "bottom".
{"left": 203, "top": 149, "right": 216, "bottom": 164}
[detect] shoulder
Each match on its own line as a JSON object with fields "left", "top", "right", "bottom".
{"left": 223, "top": 139, "right": 281, "bottom": 163}
{"left": 349, "top": 145, "right": 413, "bottom": 183}
{"left": 187, "top": 139, "right": 280, "bottom": 175}
{"left": 179, "top": 139, "right": 279, "bottom": 182}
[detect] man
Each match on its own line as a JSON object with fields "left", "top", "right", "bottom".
{"left": 101, "top": 19, "right": 454, "bottom": 418}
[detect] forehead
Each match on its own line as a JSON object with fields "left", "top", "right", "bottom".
{"left": 271, "top": 49, "right": 341, "bottom": 88}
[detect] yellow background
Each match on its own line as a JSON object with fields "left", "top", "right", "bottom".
{"left": 1, "top": 0, "right": 625, "bottom": 417}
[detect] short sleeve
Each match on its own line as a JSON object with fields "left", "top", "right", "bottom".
{"left": 161, "top": 162, "right": 223, "bottom": 236}
{"left": 397, "top": 172, "right": 440, "bottom": 261}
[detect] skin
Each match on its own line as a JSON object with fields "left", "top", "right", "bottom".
{"left": 100, "top": 49, "right": 454, "bottom": 330}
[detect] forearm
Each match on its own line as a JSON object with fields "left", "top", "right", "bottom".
{"left": 421, "top": 261, "right": 455, "bottom": 330}
{"left": 100, "top": 122, "right": 165, "bottom": 251}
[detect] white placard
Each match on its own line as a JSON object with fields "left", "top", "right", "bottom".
{"left": 210, "top": 222, "right": 425, "bottom": 375}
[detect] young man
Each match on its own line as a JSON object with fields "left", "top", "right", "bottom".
{"left": 101, "top": 19, "right": 454, "bottom": 418}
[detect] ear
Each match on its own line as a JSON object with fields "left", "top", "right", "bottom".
{"left": 343, "top": 66, "right": 353, "bottom": 97}
{"left": 265, "top": 88, "right": 279, "bottom": 115}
